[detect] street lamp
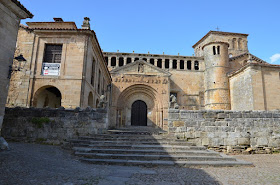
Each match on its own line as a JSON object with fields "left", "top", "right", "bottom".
{"left": 7, "top": 54, "right": 26, "bottom": 79}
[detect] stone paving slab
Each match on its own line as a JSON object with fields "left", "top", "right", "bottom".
{"left": 0, "top": 142, "right": 279, "bottom": 185}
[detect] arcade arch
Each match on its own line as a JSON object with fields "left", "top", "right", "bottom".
{"left": 33, "top": 86, "right": 61, "bottom": 108}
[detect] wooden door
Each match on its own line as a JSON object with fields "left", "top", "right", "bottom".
{"left": 131, "top": 100, "right": 147, "bottom": 126}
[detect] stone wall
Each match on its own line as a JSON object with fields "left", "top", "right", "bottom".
{"left": 0, "top": 1, "right": 23, "bottom": 133}
{"left": 1, "top": 107, "right": 108, "bottom": 145}
{"left": 168, "top": 109, "right": 280, "bottom": 153}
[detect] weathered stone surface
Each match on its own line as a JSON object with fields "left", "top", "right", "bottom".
{"left": 168, "top": 110, "right": 280, "bottom": 150}
{"left": 173, "top": 121, "right": 184, "bottom": 127}
{"left": 173, "top": 121, "right": 185, "bottom": 127}
{"left": 2, "top": 107, "right": 108, "bottom": 144}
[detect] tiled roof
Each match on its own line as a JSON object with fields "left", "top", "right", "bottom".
{"left": 11, "top": 0, "right": 33, "bottom": 18}
{"left": 192, "top": 31, "right": 249, "bottom": 48}
{"left": 228, "top": 61, "right": 280, "bottom": 77}
{"left": 229, "top": 52, "right": 268, "bottom": 64}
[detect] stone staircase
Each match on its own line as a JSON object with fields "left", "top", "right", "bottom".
{"left": 70, "top": 127, "right": 253, "bottom": 167}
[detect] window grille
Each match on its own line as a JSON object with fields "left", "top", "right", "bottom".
{"left": 43, "top": 44, "right": 62, "bottom": 63}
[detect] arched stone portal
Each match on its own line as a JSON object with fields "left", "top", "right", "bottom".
{"left": 116, "top": 84, "right": 163, "bottom": 128}
{"left": 33, "top": 86, "right": 61, "bottom": 108}
{"left": 131, "top": 100, "right": 147, "bottom": 126}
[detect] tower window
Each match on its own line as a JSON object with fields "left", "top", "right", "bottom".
{"left": 213, "top": 46, "right": 216, "bottom": 55}
{"left": 217, "top": 46, "right": 220, "bottom": 55}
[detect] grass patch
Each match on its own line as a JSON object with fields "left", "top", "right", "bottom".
{"left": 31, "top": 117, "right": 50, "bottom": 128}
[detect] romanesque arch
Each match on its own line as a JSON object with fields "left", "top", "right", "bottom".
{"left": 116, "top": 84, "right": 163, "bottom": 127}
{"left": 33, "top": 85, "right": 62, "bottom": 108}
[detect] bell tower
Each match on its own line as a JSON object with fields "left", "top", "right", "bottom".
{"left": 202, "top": 41, "right": 231, "bottom": 110}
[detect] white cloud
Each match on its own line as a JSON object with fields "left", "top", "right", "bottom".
{"left": 270, "top": 53, "right": 280, "bottom": 63}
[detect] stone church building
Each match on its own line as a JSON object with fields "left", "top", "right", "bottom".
{"left": 6, "top": 18, "right": 280, "bottom": 130}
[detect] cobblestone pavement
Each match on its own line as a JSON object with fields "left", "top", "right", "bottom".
{"left": 0, "top": 142, "right": 279, "bottom": 185}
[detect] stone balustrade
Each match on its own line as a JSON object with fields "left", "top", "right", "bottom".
{"left": 103, "top": 52, "right": 203, "bottom": 71}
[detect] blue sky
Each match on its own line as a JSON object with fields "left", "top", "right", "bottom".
{"left": 20, "top": 0, "right": 280, "bottom": 64}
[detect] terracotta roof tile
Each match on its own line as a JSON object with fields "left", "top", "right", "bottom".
{"left": 11, "top": 0, "right": 33, "bottom": 18}
{"left": 192, "top": 31, "right": 249, "bottom": 48}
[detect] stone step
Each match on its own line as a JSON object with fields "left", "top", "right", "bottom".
{"left": 71, "top": 131, "right": 253, "bottom": 167}
{"left": 73, "top": 144, "right": 206, "bottom": 150}
{"left": 73, "top": 147, "right": 220, "bottom": 156}
{"left": 70, "top": 140, "right": 196, "bottom": 146}
{"left": 77, "top": 136, "right": 185, "bottom": 142}
{"left": 75, "top": 152, "right": 237, "bottom": 161}
{"left": 78, "top": 135, "right": 168, "bottom": 139}
{"left": 80, "top": 158, "right": 253, "bottom": 167}
{"left": 107, "top": 129, "right": 167, "bottom": 135}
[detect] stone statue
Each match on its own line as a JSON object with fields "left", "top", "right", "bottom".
{"left": 81, "top": 17, "right": 90, "bottom": 29}
{"left": 169, "top": 94, "right": 179, "bottom": 109}
{"left": 97, "top": 95, "right": 107, "bottom": 108}
{"left": 138, "top": 64, "right": 144, "bottom": 73}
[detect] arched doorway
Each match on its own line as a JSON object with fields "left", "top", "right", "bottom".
{"left": 33, "top": 86, "right": 61, "bottom": 108}
{"left": 131, "top": 100, "right": 147, "bottom": 126}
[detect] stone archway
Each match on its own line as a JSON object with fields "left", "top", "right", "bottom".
{"left": 33, "top": 86, "right": 61, "bottom": 108}
{"left": 116, "top": 84, "right": 163, "bottom": 128}
{"left": 131, "top": 100, "right": 147, "bottom": 126}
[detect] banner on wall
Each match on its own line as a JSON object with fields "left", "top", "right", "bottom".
{"left": 42, "top": 63, "right": 60, "bottom": 76}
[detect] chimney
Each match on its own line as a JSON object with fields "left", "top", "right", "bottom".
{"left": 81, "top": 17, "right": 90, "bottom": 29}
{"left": 53, "top": 18, "right": 64, "bottom": 22}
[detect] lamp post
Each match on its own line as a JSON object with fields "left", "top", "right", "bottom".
{"left": 8, "top": 54, "right": 26, "bottom": 79}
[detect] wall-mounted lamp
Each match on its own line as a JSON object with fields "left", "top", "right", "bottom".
{"left": 8, "top": 54, "right": 26, "bottom": 79}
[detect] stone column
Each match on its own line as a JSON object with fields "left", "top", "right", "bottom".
{"left": 131, "top": 58, "right": 134, "bottom": 63}
{"left": 162, "top": 59, "right": 165, "bottom": 69}
{"left": 154, "top": 59, "right": 158, "bottom": 66}
{"left": 184, "top": 60, "right": 187, "bottom": 70}
{"left": 177, "top": 60, "right": 180, "bottom": 70}
{"left": 169, "top": 59, "right": 172, "bottom": 69}
{"left": 116, "top": 57, "right": 119, "bottom": 67}
{"left": 192, "top": 60, "right": 195, "bottom": 70}
{"left": 124, "top": 57, "right": 127, "bottom": 65}
{"left": 108, "top": 57, "right": 111, "bottom": 67}
{"left": 147, "top": 58, "right": 150, "bottom": 64}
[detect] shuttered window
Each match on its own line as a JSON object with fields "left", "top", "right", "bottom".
{"left": 43, "top": 44, "right": 62, "bottom": 63}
